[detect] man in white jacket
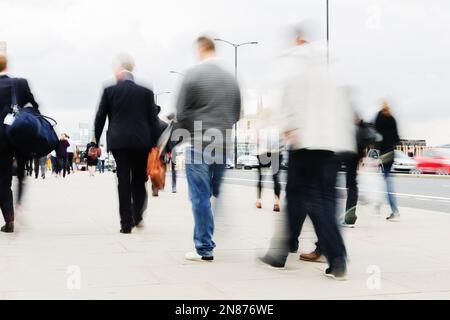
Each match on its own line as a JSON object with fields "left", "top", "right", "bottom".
{"left": 260, "top": 21, "right": 355, "bottom": 280}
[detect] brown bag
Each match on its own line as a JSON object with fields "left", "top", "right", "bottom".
{"left": 147, "top": 147, "right": 166, "bottom": 190}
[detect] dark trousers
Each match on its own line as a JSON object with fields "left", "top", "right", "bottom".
{"left": 269, "top": 149, "right": 346, "bottom": 268}
{"left": 56, "top": 156, "right": 67, "bottom": 177}
{"left": 0, "top": 148, "right": 14, "bottom": 223}
{"left": 344, "top": 153, "right": 360, "bottom": 223}
{"left": 67, "top": 152, "right": 74, "bottom": 174}
{"left": 112, "top": 149, "right": 149, "bottom": 229}
{"left": 171, "top": 160, "right": 177, "bottom": 190}
{"left": 257, "top": 153, "right": 281, "bottom": 199}
{"left": 16, "top": 154, "right": 28, "bottom": 204}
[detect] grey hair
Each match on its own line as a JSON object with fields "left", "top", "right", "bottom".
{"left": 115, "top": 53, "right": 135, "bottom": 72}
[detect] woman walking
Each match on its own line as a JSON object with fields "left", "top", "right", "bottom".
{"left": 85, "top": 139, "right": 99, "bottom": 177}
{"left": 374, "top": 101, "right": 400, "bottom": 221}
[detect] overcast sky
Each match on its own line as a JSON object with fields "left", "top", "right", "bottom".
{"left": 1, "top": 0, "right": 449, "bottom": 145}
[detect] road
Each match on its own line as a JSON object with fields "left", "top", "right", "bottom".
{"left": 217, "top": 169, "right": 450, "bottom": 214}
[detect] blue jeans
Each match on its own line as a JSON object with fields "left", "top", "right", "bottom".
{"left": 382, "top": 160, "right": 399, "bottom": 213}
{"left": 185, "top": 147, "right": 226, "bottom": 257}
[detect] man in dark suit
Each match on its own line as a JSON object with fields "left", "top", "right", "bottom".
{"left": 0, "top": 54, "right": 39, "bottom": 233}
{"left": 94, "top": 54, "right": 160, "bottom": 234}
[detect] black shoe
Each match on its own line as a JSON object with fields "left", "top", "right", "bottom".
{"left": 258, "top": 255, "right": 286, "bottom": 269}
{"left": 1, "top": 222, "right": 14, "bottom": 233}
{"left": 325, "top": 266, "right": 347, "bottom": 280}
{"left": 120, "top": 227, "right": 132, "bottom": 234}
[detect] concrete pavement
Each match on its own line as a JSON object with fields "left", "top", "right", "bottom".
{"left": 1, "top": 171, "right": 450, "bottom": 299}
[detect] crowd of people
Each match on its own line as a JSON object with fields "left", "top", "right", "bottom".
{"left": 0, "top": 22, "right": 402, "bottom": 281}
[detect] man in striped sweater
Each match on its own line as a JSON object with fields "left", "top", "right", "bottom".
{"left": 175, "top": 36, "right": 241, "bottom": 262}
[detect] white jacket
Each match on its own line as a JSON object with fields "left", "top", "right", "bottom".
{"left": 276, "top": 43, "right": 356, "bottom": 153}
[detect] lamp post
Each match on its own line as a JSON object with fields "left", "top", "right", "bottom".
{"left": 326, "top": 0, "right": 330, "bottom": 64}
{"left": 155, "top": 91, "right": 170, "bottom": 104}
{"left": 213, "top": 38, "right": 258, "bottom": 166}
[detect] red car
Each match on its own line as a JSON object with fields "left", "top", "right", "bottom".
{"left": 413, "top": 148, "right": 450, "bottom": 175}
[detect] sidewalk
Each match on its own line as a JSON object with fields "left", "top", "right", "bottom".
{"left": 0, "top": 171, "right": 449, "bottom": 299}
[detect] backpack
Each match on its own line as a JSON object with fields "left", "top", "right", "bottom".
{"left": 88, "top": 146, "right": 101, "bottom": 159}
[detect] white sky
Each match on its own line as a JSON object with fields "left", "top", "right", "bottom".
{"left": 1, "top": 0, "right": 449, "bottom": 145}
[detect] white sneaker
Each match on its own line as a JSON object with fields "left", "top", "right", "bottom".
{"left": 185, "top": 252, "right": 214, "bottom": 262}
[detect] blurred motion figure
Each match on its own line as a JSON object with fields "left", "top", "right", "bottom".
{"left": 259, "top": 21, "right": 355, "bottom": 280}
{"left": 175, "top": 36, "right": 241, "bottom": 262}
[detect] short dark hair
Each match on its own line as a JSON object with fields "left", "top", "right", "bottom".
{"left": 0, "top": 54, "right": 7, "bottom": 72}
{"left": 197, "top": 36, "right": 215, "bottom": 52}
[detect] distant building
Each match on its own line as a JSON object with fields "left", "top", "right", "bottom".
{"left": 396, "top": 139, "right": 426, "bottom": 156}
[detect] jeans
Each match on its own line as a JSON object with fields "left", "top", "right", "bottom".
{"left": 34, "top": 156, "right": 47, "bottom": 179}
{"left": 112, "top": 149, "right": 149, "bottom": 229}
{"left": 171, "top": 160, "right": 177, "bottom": 191}
{"left": 56, "top": 156, "right": 67, "bottom": 177}
{"left": 185, "top": 147, "right": 226, "bottom": 257}
{"left": 267, "top": 149, "right": 346, "bottom": 268}
{"left": 344, "top": 153, "right": 360, "bottom": 224}
{"left": 257, "top": 153, "right": 282, "bottom": 199}
{"left": 382, "top": 159, "right": 399, "bottom": 213}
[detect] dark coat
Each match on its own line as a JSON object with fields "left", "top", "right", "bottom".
{"left": 374, "top": 111, "right": 400, "bottom": 154}
{"left": 0, "top": 75, "right": 39, "bottom": 150}
{"left": 94, "top": 80, "right": 160, "bottom": 151}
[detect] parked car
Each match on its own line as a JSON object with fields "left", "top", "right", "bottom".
{"left": 392, "top": 150, "right": 417, "bottom": 173}
{"left": 236, "top": 155, "right": 259, "bottom": 170}
{"left": 362, "top": 149, "right": 417, "bottom": 173}
{"left": 412, "top": 148, "right": 450, "bottom": 175}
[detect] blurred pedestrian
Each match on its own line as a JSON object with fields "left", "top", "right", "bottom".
{"left": 66, "top": 134, "right": 74, "bottom": 175}
{"left": 85, "top": 139, "right": 98, "bottom": 177}
{"left": 151, "top": 105, "right": 170, "bottom": 197}
{"left": 0, "top": 53, "right": 39, "bottom": 232}
{"left": 94, "top": 54, "right": 160, "bottom": 233}
{"left": 56, "top": 133, "right": 70, "bottom": 178}
{"left": 50, "top": 150, "right": 58, "bottom": 176}
{"left": 175, "top": 36, "right": 241, "bottom": 262}
{"left": 259, "top": 21, "right": 355, "bottom": 280}
{"left": 255, "top": 109, "right": 282, "bottom": 212}
{"left": 33, "top": 155, "right": 48, "bottom": 179}
{"left": 375, "top": 100, "right": 400, "bottom": 221}
{"left": 98, "top": 144, "right": 106, "bottom": 173}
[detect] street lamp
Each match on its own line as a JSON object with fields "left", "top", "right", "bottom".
{"left": 155, "top": 91, "right": 171, "bottom": 104}
{"left": 214, "top": 38, "right": 258, "bottom": 166}
{"left": 169, "top": 70, "right": 185, "bottom": 77}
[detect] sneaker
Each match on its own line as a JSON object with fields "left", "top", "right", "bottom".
{"left": 185, "top": 252, "right": 214, "bottom": 262}
{"left": 325, "top": 266, "right": 347, "bottom": 281}
{"left": 258, "top": 255, "right": 286, "bottom": 270}
{"left": 256, "top": 200, "right": 262, "bottom": 209}
{"left": 386, "top": 212, "right": 400, "bottom": 222}
{"left": 342, "top": 222, "right": 356, "bottom": 228}
{"left": 300, "top": 250, "right": 326, "bottom": 263}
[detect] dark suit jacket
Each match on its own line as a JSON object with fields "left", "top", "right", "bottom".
{"left": 0, "top": 75, "right": 39, "bottom": 150}
{"left": 94, "top": 80, "right": 160, "bottom": 151}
